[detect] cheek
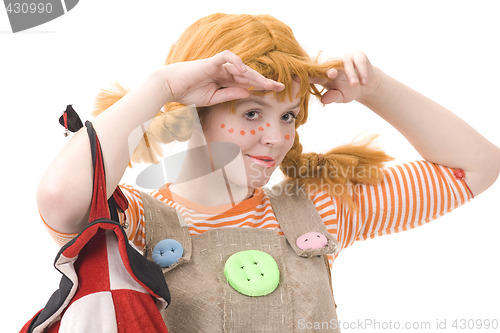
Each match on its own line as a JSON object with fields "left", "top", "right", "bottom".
{"left": 281, "top": 131, "right": 295, "bottom": 160}
{"left": 282, "top": 125, "right": 296, "bottom": 150}
{"left": 216, "top": 121, "right": 263, "bottom": 143}
{"left": 283, "top": 128, "right": 295, "bottom": 142}
{"left": 207, "top": 121, "right": 261, "bottom": 151}
{"left": 209, "top": 119, "right": 296, "bottom": 154}
{"left": 219, "top": 121, "right": 266, "bottom": 137}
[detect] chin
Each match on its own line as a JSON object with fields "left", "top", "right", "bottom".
{"left": 243, "top": 159, "right": 278, "bottom": 188}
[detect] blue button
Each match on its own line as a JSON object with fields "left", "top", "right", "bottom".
{"left": 152, "top": 239, "right": 184, "bottom": 268}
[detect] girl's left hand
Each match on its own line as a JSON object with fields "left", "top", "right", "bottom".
{"left": 312, "top": 51, "right": 380, "bottom": 104}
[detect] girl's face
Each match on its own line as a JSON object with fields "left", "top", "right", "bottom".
{"left": 202, "top": 81, "right": 302, "bottom": 189}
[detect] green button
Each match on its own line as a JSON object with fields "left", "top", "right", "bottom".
{"left": 224, "top": 250, "right": 280, "bottom": 297}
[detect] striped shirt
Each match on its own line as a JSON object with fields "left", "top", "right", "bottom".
{"left": 43, "top": 160, "right": 473, "bottom": 268}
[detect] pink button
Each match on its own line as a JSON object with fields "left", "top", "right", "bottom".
{"left": 296, "top": 232, "right": 328, "bottom": 250}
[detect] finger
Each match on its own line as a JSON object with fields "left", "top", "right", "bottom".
{"left": 353, "top": 51, "right": 369, "bottom": 85}
{"left": 219, "top": 62, "right": 282, "bottom": 92}
{"left": 341, "top": 55, "right": 359, "bottom": 87}
{"left": 321, "top": 89, "right": 344, "bottom": 104}
{"left": 212, "top": 51, "right": 283, "bottom": 91}
{"left": 327, "top": 68, "right": 339, "bottom": 80}
{"left": 213, "top": 50, "right": 246, "bottom": 72}
{"left": 226, "top": 71, "right": 283, "bottom": 92}
{"left": 222, "top": 63, "right": 242, "bottom": 77}
{"left": 209, "top": 87, "right": 250, "bottom": 105}
{"left": 220, "top": 61, "right": 278, "bottom": 89}
{"left": 241, "top": 69, "right": 284, "bottom": 91}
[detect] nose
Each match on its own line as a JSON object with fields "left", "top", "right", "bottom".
{"left": 259, "top": 122, "right": 284, "bottom": 147}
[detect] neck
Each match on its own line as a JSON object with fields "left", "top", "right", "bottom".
{"left": 169, "top": 141, "right": 254, "bottom": 209}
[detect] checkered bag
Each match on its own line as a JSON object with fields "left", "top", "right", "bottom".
{"left": 21, "top": 121, "right": 170, "bottom": 332}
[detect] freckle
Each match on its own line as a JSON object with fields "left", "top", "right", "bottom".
{"left": 228, "top": 128, "right": 234, "bottom": 133}
{"left": 266, "top": 123, "right": 271, "bottom": 127}
{"left": 250, "top": 130, "right": 256, "bottom": 135}
{"left": 240, "top": 130, "right": 245, "bottom": 135}
{"left": 284, "top": 134, "right": 290, "bottom": 140}
{"left": 221, "top": 123, "right": 225, "bottom": 128}
{"left": 258, "top": 127, "right": 264, "bottom": 131}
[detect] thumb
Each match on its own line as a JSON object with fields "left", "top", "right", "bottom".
{"left": 321, "top": 89, "right": 344, "bottom": 104}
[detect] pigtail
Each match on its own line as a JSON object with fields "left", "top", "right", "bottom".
{"left": 92, "top": 82, "right": 195, "bottom": 166}
{"left": 280, "top": 133, "right": 393, "bottom": 211}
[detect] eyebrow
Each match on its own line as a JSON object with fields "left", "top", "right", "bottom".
{"left": 236, "top": 97, "right": 301, "bottom": 111}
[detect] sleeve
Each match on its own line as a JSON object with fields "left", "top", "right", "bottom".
{"left": 41, "top": 214, "right": 79, "bottom": 247}
{"left": 42, "top": 183, "right": 147, "bottom": 252}
{"left": 334, "top": 160, "right": 473, "bottom": 252}
{"left": 118, "top": 183, "right": 147, "bottom": 252}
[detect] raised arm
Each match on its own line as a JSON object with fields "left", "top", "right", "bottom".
{"left": 37, "top": 50, "right": 284, "bottom": 235}
{"left": 315, "top": 51, "right": 500, "bottom": 196}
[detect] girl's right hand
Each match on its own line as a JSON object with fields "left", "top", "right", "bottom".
{"left": 158, "top": 50, "right": 285, "bottom": 107}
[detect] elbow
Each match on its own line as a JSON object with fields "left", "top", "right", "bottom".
{"left": 36, "top": 179, "right": 88, "bottom": 234}
{"left": 36, "top": 181, "right": 62, "bottom": 220}
{"left": 468, "top": 147, "right": 500, "bottom": 196}
{"left": 488, "top": 146, "right": 500, "bottom": 186}
{"left": 492, "top": 147, "right": 500, "bottom": 184}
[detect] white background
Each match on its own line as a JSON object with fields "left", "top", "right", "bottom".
{"left": 1, "top": 0, "right": 499, "bottom": 332}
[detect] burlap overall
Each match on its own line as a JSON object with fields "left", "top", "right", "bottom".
{"left": 142, "top": 182, "right": 341, "bottom": 332}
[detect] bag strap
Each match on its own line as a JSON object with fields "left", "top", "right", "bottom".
{"left": 85, "top": 121, "right": 128, "bottom": 222}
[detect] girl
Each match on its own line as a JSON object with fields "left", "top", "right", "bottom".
{"left": 36, "top": 13, "right": 500, "bottom": 331}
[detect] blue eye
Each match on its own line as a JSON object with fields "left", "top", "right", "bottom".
{"left": 245, "top": 110, "right": 261, "bottom": 120}
{"left": 282, "top": 112, "right": 297, "bottom": 123}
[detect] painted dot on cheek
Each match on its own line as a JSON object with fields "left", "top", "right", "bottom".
{"left": 228, "top": 128, "right": 234, "bottom": 133}
{"left": 258, "top": 127, "right": 264, "bottom": 131}
{"left": 240, "top": 130, "right": 245, "bottom": 135}
{"left": 266, "top": 123, "right": 271, "bottom": 127}
{"left": 221, "top": 123, "right": 226, "bottom": 128}
{"left": 251, "top": 130, "right": 256, "bottom": 135}
{"left": 284, "top": 134, "right": 290, "bottom": 140}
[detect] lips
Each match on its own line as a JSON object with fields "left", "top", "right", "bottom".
{"left": 248, "top": 155, "right": 276, "bottom": 168}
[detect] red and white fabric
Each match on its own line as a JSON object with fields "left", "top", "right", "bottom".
{"left": 21, "top": 121, "right": 170, "bottom": 332}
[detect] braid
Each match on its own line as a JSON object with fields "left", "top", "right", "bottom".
{"left": 280, "top": 133, "right": 393, "bottom": 211}
{"left": 92, "top": 83, "right": 196, "bottom": 166}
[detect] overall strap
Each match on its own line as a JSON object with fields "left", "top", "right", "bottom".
{"left": 141, "top": 192, "right": 193, "bottom": 271}
{"left": 265, "top": 180, "right": 338, "bottom": 257}
{"left": 85, "top": 121, "right": 128, "bottom": 223}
